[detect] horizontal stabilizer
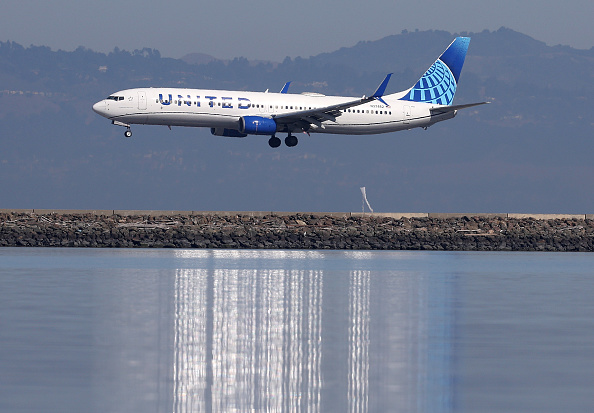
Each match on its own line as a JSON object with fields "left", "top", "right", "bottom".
{"left": 430, "top": 101, "right": 489, "bottom": 114}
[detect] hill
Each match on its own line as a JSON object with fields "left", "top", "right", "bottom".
{"left": 0, "top": 28, "right": 592, "bottom": 213}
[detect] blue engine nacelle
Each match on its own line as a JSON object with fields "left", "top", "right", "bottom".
{"left": 210, "top": 128, "right": 247, "bottom": 138}
{"left": 239, "top": 116, "right": 278, "bottom": 135}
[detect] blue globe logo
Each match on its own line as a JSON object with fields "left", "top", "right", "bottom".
{"left": 401, "top": 59, "right": 457, "bottom": 105}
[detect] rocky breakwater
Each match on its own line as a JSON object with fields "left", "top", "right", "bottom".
{"left": 1, "top": 212, "right": 593, "bottom": 251}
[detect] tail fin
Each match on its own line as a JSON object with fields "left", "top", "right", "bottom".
{"left": 400, "top": 37, "right": 470, "bottom": 106}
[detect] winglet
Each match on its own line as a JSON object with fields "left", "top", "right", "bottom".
{"left": 371, "top": 73, "right": 392, "bottom": 98}
{"left": 280, "top": 82, "right": 291, "bottom": 94}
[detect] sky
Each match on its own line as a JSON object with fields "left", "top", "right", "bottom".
{"left": 1, "top": 0, "right": 593, "bottom": 62}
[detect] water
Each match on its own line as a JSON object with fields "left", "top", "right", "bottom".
{"left": 1, "top": 248, "right": 593, "bottom": 412}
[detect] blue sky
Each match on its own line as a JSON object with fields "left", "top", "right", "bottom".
{"left": 1, "top": 0, "right": 593, "bottom": 61}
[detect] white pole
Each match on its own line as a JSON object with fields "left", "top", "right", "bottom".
{"left": 360, "top": 187, "right": 374, "bottom": 213}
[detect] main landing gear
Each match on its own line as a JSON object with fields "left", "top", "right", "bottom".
{"left": 269, "top": 134, "right": 298, "bottom": 148}
{"left": 268, "top": 135, "right": 281, "bottom": 148}
{"left": 285, "top": 134, "right": 298, "bottom": 147}
{"left": 124, "top": 128, "right": 132, "bottom": 138}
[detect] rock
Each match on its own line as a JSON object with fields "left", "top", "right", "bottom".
{"left": 0, "top": 212, "right": 592, "bottom": 251}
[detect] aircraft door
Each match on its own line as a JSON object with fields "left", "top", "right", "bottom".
{"left": 138, "top": 91, "right": 147, "bottom": 110}
{"left": 403, "top": 105, "right": 412, "bottom": 124}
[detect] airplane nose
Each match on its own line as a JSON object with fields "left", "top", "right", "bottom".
{"left": 92, "top": 100, "right": 106, "bottom": 115}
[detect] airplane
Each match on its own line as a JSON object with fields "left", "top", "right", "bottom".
{"left": 92, "top": 37, "right": 487, "bottom": 148}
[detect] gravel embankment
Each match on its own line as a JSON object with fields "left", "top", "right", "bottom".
{"left": 1, "top": 212, "right": 593, "bottom": 251}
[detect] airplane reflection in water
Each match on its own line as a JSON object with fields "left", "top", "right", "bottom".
{"left": 170, "top": 251, "right": 454, "bottom": 412}
{"left": 174, "top": 268, "right": 323, "bottom": 412}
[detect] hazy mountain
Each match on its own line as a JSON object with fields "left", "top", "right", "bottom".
{"left": 0, "top": 28, "right": 592, "bottom": 213}
{"left": 180, "top": 53, "right": 279, "bottom": 69}
{"left": 180, "top": 52, "right": 219, "bottom": 66}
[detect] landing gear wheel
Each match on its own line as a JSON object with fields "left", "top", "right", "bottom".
{"left": 268, "top": 136, "right": 281, "bottom": 148}
{"left": 124, "top": 129, "right": 132, "bottom": 138}
{"left": 285, "top": 135, "right": 298, "bottom": 147}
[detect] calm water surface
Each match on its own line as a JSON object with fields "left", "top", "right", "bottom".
{"left": 1, "top": 248, "right": 593, "bottom": 412}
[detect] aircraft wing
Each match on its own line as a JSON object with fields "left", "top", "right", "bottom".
{"left": 272, "top": 74, "right": 392, "bottom": 129}
{"left": 272, "top": 98, "right": 367, "bottom": 128}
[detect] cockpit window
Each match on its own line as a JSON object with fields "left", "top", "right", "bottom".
{"left": 106, "top": 96, "right": 124, "bottom": 101}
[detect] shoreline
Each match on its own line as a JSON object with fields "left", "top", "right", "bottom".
{"left": 1, "top": 210, "right": 593, "bottom": 252}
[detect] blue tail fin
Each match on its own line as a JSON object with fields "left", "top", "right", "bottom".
{"left": 400, "top": 37, "right": 470, "bottom": 106}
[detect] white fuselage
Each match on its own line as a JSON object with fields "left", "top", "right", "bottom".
{"left": 92, "top": 88, "right": 455, "bottom": 135}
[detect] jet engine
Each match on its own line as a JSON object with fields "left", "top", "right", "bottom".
{"left": 210, "top": 128, "right": 247, "bottom": 138}
{"left": 239, "top": 116, "right": 278, "bottom": 135}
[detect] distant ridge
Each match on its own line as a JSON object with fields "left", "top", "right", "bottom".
{"left": 180, "top": 52, "right": 279, "bottom": 68}
{"left": 180, "top": 52, "right": 218, "bottom": 66}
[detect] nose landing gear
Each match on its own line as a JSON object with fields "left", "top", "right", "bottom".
{"left": 112, "top": 120, "right": 132, "bottom": 138}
